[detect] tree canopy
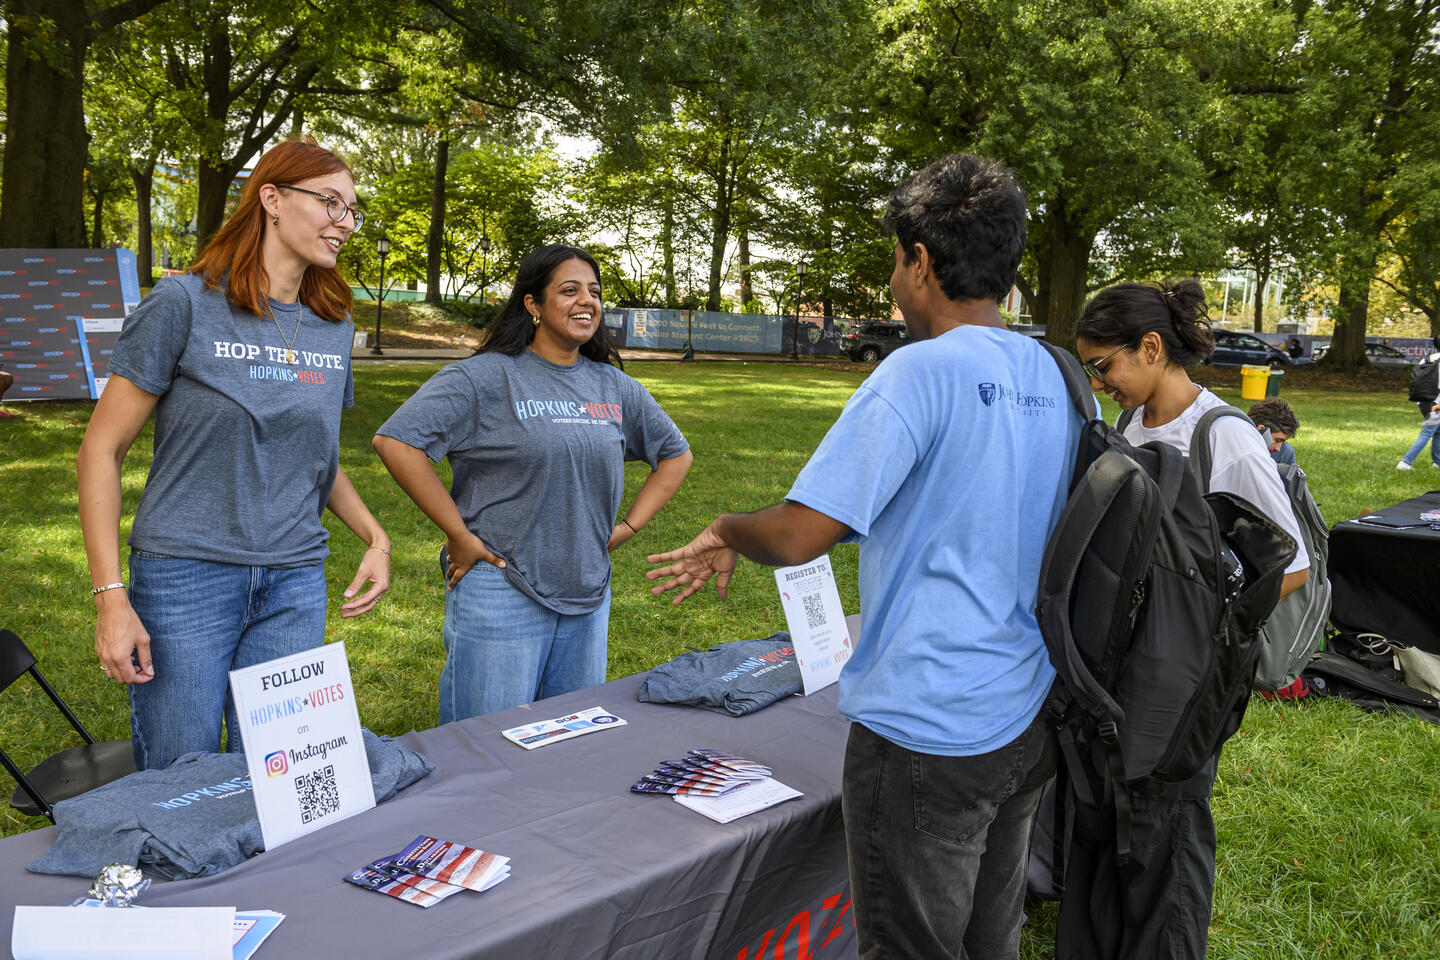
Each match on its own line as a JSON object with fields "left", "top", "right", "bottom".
{"left": 7, "top": 0, "right": 1439, "bottom": 359}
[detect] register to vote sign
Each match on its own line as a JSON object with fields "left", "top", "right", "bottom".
{"left": 229, "top": 642, "right": 375, "bottom": 849}
{"left": 774, "top": 555, "right": 850, "bottom": 695}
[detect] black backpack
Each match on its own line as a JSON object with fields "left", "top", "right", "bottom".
{"left": 1035, "top": 343, "right": 1297, "bottom": 862}
{"left": 1408, "top": 354, "right": 1439, "bottom": 404}
{"left": 1118, "top": 404, "right": 1331, "bottom": 692}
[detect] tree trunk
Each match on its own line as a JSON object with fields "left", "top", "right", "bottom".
{"left": 194, "top": 20, "right": 234, "bottom": 248}
{"left": 1253, "top": 259, "right": 1270, "bottom": 333}
{"left": 0, "top": 0, "right": 89, "bottom": 247}
{"left": 1039, "top": 197, "right": 1093, "bottom": 351}
{"left": 738, "top": 228, "right": 753, "bottom": 309}
{"left": 1323, "top": 255, "right": 1377, "bottom": 369}
{"left": 195, "top": 156, "right": 238, "bottom": 249}
{"left": 704, "top": 134, "right": 733, "bottom": 313}
{"left": 425, "top": 134, "right": 449, "bottom": 305}
{"left": 90, "top": 185, "right": 107, "bottom": 247}
{"left": 661, "top": 195, "right": 676, "bottom": 307}
{"left": 132, "top": 160, "right": 155, "bottom": 284}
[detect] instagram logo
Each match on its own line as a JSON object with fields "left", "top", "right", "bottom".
{"left": 264, "top": 751, "right": 288, "bottom": 778}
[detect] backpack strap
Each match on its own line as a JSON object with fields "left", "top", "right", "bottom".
{"left": 1039, "top": 341, "right": 1101, "bottom": 422}
{"left": 1190, "top": 405, "right": 1254, "bottom": 493}
{"left": 1116, "top": 407, "right": 1136, "bottom": 434}
{"left": 1039, "top": 342, "right": 1103, "bottom": 493}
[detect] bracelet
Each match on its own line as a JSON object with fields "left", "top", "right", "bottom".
{"left": 367, "top": 544, "right": 391, "bottom": 556}
{"left": 620, "top": 518, "right": 638, "bottom": 535}
{"left": 91, "top": 582, "right": 125, "bottom": 596}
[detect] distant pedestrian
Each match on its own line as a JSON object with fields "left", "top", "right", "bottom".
{"left": 1248, "top": 397, "right": 1300, "bottom": 465}
{"left": 1287, "top": 337, "right": 1303, "bottom": 359}
{"left": 1416, "top": 337, "right": 1440, "bottom": 417}
{"left": 1397, "top": 403, "right": 1440, "bottom": 470}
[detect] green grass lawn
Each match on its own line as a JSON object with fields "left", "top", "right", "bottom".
{"left": 2, "top": 361, "right": 1438, "bottom": 957}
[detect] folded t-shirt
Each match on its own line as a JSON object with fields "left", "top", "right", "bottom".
{"left": 28, "top": 729, "right": 433, "bottom": 880}
{"left": 637, "top": 633, "right": 801, "bottom": 716}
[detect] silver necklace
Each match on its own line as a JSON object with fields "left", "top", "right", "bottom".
{"left": 271, "top": 304, "right": 301, "bottom": 364}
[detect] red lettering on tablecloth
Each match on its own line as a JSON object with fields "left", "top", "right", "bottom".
{"left": 735, "top": 890, "right": 852, "bottom": 960}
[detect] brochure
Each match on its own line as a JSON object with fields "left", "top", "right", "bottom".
{"left": 500, "top": 705, "right": 627, "bottom": 749}
{"left": 674, "top": 777, "right": 804, "bottom": 823}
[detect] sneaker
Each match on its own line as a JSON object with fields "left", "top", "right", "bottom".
{"left": 1398, "top": 460, "right": 1414, "bottom": 470}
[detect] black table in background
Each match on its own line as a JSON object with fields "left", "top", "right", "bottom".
{"left": 1328, "top": 490, "right": 1440, "bottom": 655}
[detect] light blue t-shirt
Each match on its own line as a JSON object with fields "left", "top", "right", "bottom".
{"left": 787, "top": 325, "right": 1080, "bottom": 756}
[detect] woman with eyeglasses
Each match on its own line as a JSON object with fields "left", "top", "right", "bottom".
{"left": 1060, "top": 278, "right": 1309, "bottom": 960}
{"left": 373, "top": 244, "right": 692, "bottom": 723}
{"left": 77, "top": 139, "right": 390, "bottom": 770}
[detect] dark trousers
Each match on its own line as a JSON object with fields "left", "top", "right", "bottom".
{"left": 1055, "top": 750, "right": 1222, "bottom": 960}
{"left": 842, "top": 712, "right": 1056, "bottom": 960}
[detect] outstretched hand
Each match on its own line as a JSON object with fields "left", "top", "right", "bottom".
{"left": 645, "top": 520, "right": 738, "bottom": 605}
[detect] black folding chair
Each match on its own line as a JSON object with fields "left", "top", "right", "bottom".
{"left": 0, "top": 628, "right": 135, "bottom": 821}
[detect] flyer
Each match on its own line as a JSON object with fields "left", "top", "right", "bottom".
{"left": 774, "top": 556, "right": 850, "bottom": 694}
{"left": 228, "top": 642, "right": 375, "bottom": 849}
{"left": 500, "top": 705, "right": 627, "bottom": 750}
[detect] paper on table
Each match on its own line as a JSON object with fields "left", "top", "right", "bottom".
{"left": 12, "top": 905, "right": 234, "bottom": 960}
{"left": 232, "top": 910, "right": 285, "bottom": 959}
{"left": 673, "top": 777, "right": 803, "bottom": 823}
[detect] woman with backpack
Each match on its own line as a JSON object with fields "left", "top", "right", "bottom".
{"left": 1060, "top": 278, "right": 1311, "bottom": 960}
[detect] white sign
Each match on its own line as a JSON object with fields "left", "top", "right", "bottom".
{"left": 11, "top": 905, "right": 234, "bottom": 960}
{"left": 774, "top": 556, "right": 851, "bottom": 694}
{"left": 632, "top": 309, "right": 649, "bottom": 336}
{"left": 228, "top": 642, "right": 374, "bottom": 849}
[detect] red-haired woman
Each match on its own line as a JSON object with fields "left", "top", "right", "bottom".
{"left": 77, "top": 139, "right": 390, "bottom": 770}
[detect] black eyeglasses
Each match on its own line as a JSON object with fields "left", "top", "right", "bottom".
{"left": 1081, "top": 343, "right": 1130, "bottom": 384}
{"left": 276, "top": 185, "right": 365, "bottom": 232}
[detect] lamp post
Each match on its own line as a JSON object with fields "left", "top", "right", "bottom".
{"left": 478, "top": 233, "right": 492, "bottom": 302}
{"left": 789, "top": 260, "right": 809, "bottom": 360}
{"left": 371, "top": 230, "right": 391, "bottom": 356}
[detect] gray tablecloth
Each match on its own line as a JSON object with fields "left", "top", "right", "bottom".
{"left": 0, "top": 672, "right": 856, "bottom": 960}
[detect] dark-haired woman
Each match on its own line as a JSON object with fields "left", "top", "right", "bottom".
{"left": 374, "top": 245, "right": 692, "bottom": 723}
{"left": 1058, "top": 278, "right": 1309, "bottom": 960}
{"left": 77, "top": 140, "right": 390, "bottom": 770}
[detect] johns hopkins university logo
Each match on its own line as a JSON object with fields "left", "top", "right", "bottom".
{"left": 978, "top": 383, "right": 997, "bottom": 406}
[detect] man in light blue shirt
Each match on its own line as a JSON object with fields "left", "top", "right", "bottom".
{"left": 647, "top": 153, "right": 1081, "bottom": 960}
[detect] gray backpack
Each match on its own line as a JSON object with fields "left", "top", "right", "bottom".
{"left": 1119, "top": 405, "right": 1330, "bottom": 690}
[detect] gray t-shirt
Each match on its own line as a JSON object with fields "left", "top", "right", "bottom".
{"left": 109, "top": 273, "right": 355, "bottom": 567}
{"left": 376, "top": 349, "right": 689, "bottom": 614}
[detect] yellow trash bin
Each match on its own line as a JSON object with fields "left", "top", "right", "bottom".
{"left": 1240, "top": 364, "right": 1270, "bottom": 401}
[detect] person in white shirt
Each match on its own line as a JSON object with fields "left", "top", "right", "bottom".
{"left": 1060, "top": 278, "right": 1311, "bottom": 960}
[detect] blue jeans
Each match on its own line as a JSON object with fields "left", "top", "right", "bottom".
{"left": 439, "top": 562, "right": 610, "bottom": 724}
{"left": 842, "top": 710, "right": 1057, "bottom": 960}
{"left": 127, "top": 553, "right": 327, "bottom": 770}
{"left": 1401, "top": 418, "right": 1440, "bottom": 466}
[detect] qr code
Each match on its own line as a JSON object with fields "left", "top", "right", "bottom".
{"left": 803, "top": 593, "right": 826, "bottom": 630}
{"left": 295, "top": 764, "right": 339, "bottom": 823}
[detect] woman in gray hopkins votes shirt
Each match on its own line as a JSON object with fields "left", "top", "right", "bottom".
{"left": 374, "top": 244, "right": 692, "bottom": 723}
{"left": 76, "top": 139, "right": 391, "bottom": 770}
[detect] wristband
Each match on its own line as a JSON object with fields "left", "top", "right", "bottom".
{"left": 91, "top": 582, "right": 126, "bottom": 596}
{"left": 620, "top": 518, "right": 638, "bottom": 535}
{"left": 367, "top": 544, "right": 391, "bottom": 556}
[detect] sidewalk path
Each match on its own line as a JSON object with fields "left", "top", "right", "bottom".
{"left": 352, "top": 346, "right": 828, "bottom": 365}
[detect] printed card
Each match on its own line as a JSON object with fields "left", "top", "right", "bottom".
{"left": 500, "top": 705, "right": 627, "bottom": 750}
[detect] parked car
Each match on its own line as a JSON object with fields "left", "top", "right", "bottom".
{"left": 842, "top": 322, "right": 910, "bottom": 363}
{"left": 1208, "top": 329, "right": 1293, "bottom": 367}
{"left": 1365, "top": 342, "right": 1416, "bottom": 369}
{"left": 1310, "top": 342, "right": 1417, "bottom": 369}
